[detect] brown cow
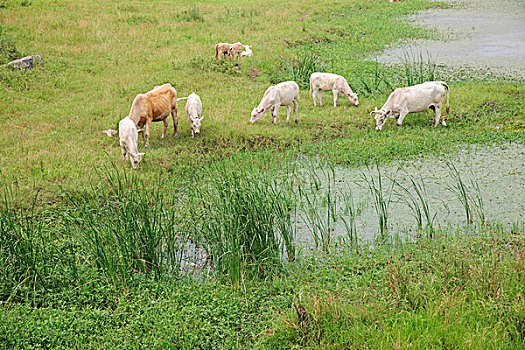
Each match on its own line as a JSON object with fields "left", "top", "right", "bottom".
{"left": 215, "top": 43, "right": 231, "bottom": 60}
{"left": 128, "top": 83, "right": 178, "bottom": 147}
{"left": 229, "top": 42, "right": 244, "bottom": 62}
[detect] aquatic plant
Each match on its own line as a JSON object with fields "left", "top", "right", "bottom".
{"left": 188, "top": 163, "right": 295, "bottom": 287}
{"left": 446, "top": 161, "right": 485, "bottom": 225}
{"left": 395, "top": 173, "right": 438, "bottom": 238}
{"left": 362, "top": 164, "right": 395, "bottom": 242}
{"left": 401, "top": 49, "right": 439, "bottom": 86}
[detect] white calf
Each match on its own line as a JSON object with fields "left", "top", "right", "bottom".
{"left": 178, "top": 93, "right": 204, "bottom": 138}
{"left": 309, "top": 72, "right": 359, "bottom": 107}
{"left": 250, "top": 81, "right": 299, "bottom": 125}
{"left": 119, "top": 117, "right": 145, "bottom": 169}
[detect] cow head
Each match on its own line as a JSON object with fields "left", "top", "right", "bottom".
{"left": 190, "top": 116, "right": 204, "bottom": 136}
{"left": 250, "top": 107, "right": 265, "bottom": 124}
{"left": 370, "top": 108, "right": 390, "bottom": 131}
{"left": 130, "top": 152, "right": 145, "bottom": 169}
{"left": 346, "top": 92, "right": 359, "bottom": 107}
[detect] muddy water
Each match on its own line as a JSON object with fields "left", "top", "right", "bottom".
{"left": 295, "top": 143, "right": 525, "bottom": 246}
{"left": 376, "top": 0, "right": 525, "bottom": 80}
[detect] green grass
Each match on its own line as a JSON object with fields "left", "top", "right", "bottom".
{"left": 1, "top": 0, "right": 525, "bottom": 348}
{"left": 1, "top": 0, "right": 523, "bottom": 207}
{"left": 2, "top": 225, "right": 524, "bottom": 349}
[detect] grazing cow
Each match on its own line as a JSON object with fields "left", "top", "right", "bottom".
{"left": 178, "top": 93, "right": 204, "bottom": 138}
{"left": 370, "top": 81, "right": 450, "bottom": 131}
{"left": 250, "top": 81, "right": 299, "bottom": 125}
{"left": 127, "top": 83, "right": 178, "bottom": 147}
{"left": 309, "top": 72, "right": 359, "bottom": 107}
{"left": 241, "top": 45, "right": 253, "bottom": 57}
{"left": 215, "top": 43, "right": 232, "bottom": 60}
{"left": 229, "top": 42, "right": 244, "bottom": 62}
{"left": 119, "top": 117, "right": 145, "bottom": 169}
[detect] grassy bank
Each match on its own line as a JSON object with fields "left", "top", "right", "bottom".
{"left": 1, "top": 0, "right": 523, "bottom": 205}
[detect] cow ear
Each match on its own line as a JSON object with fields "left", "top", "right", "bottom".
{"left": 259, "top": 108, "right": 265, "bottom": 113}
{"left": 138, "top": 152, "right": 145, "bottom": 156}
{"left": 386, "top": 110, "right": 392, "bottom": 115}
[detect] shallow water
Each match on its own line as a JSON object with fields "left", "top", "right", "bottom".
{"left": 295, "top": 143, "right": 525, "bottom": 246}
{"left": 375, "top": 0, "right": 525, "bottom": 80}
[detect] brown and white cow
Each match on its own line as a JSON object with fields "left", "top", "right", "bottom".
{"left": 127, "top": 83, "right": 178, "bottom": 147}
{"left": 370, "top": 81, "right": 450, "bottom": 131}
{"left": 309, "top": 72, "right": 359, "bottom": 107}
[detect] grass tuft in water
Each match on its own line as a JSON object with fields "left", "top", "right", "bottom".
{"left": 402, "top": 49, "right": 439, "bottom": 86}
{"left": 395, "top": 173, "right": 438, "bottom": 238}
{"left": 188, "top": 163, "right": 295, "bottom": 287}
{"left": 363, "top": 164, "right": 395, "bottom": 242}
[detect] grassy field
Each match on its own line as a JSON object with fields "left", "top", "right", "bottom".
{"left": 1, "top": 0, "right": 525, "bottom": 348}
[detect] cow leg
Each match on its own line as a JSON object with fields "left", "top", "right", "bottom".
{"left": 161, "top": 118, "right": 168, "bottom": 139}
{"left": 294, "top": 99, "right": 299, "bottom": 123}
{"left": 172, "top": 110, "right": 178, "bottom": 136}
{"left": 317, "top": 91, "right": 323, "bottom": 107}
{"left": 120, "top": 141, "right": 128, "bottom": 160}
{"left": 397, "top": 110, "right": 408, "bottom": 128}
{"left": 272, "top": 105, "right": 279, "bottom": 125}
{"left": 332, "top": 90, "right": 338, "bottom": 107}
{"left": 434, "top": 106, "right": 446, "bottom": 127}
{"left": 312, "top": 90, "right": 317, "bottom": 107}
{"left": 144, "top": 122, "right": 151, "bottom": 147}
{"left": 286, "top": 105, "right": 292, "bottom": 123}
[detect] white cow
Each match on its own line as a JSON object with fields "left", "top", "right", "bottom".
{"left": 178, "top": 93, "right": 204, "bottom": 138}
{"left": 370, "top": 81, "right": 450, "bottom": 131}
{"left": 241, "top": 45, "right": 253, "bottom": 57}
{"left": 250, "top": 81, "right": 299, "bottom": 125}
{"left": 119, "top": 117, "right": 145, "bottom": 169}
{"left": 309, "top": 72, "right": 359, "bottom": 107}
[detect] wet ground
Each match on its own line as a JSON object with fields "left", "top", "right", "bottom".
{"left": 376, "top": 0, "right": 525, "bottom": 80}
{"left": 295, "top": 142, "right": 525, "bottom": 245}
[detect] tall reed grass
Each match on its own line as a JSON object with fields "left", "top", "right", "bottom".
{"left": 64, "top": 167, "right": 188, "bottom": 289}
{"left": 187, "top": 164, "right": 296, "bottom": 287}
{"left": 286, "top": 50, "right": 326, "bottom": 89}
{"left": 362, "top": 164, "right": 395, "bottom": 241}
{"left": 446, "top": 162, "right": 485, "bottom": 225}
{"left": 401, "top": 49, "right": 439, "bottom": 86}
{"left": 395, "top": 173, "right": 438, "bottom": 238}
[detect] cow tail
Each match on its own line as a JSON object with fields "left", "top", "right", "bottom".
{"left": 215, "top": 44, "right": 219, "bottom": 60}
{"left": 309, "top": 77, "right": 312, "bottom": 97}
{"left": 442, "top": 82, "right": 450, "bottom": 118}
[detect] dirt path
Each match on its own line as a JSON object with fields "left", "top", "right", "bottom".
{"left": 377, "top": 0, "right": 525, "bottom": 80}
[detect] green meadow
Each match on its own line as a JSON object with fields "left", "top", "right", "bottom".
{"left": 1, "top": 0, "right": 524, "bottom": 348}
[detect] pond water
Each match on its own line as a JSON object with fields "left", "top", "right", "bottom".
{"left": 294, "top": 142, "right": 525, "bottom": 246}
{"left": 375, "top": 0, "right": 525, "bottom": 80}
